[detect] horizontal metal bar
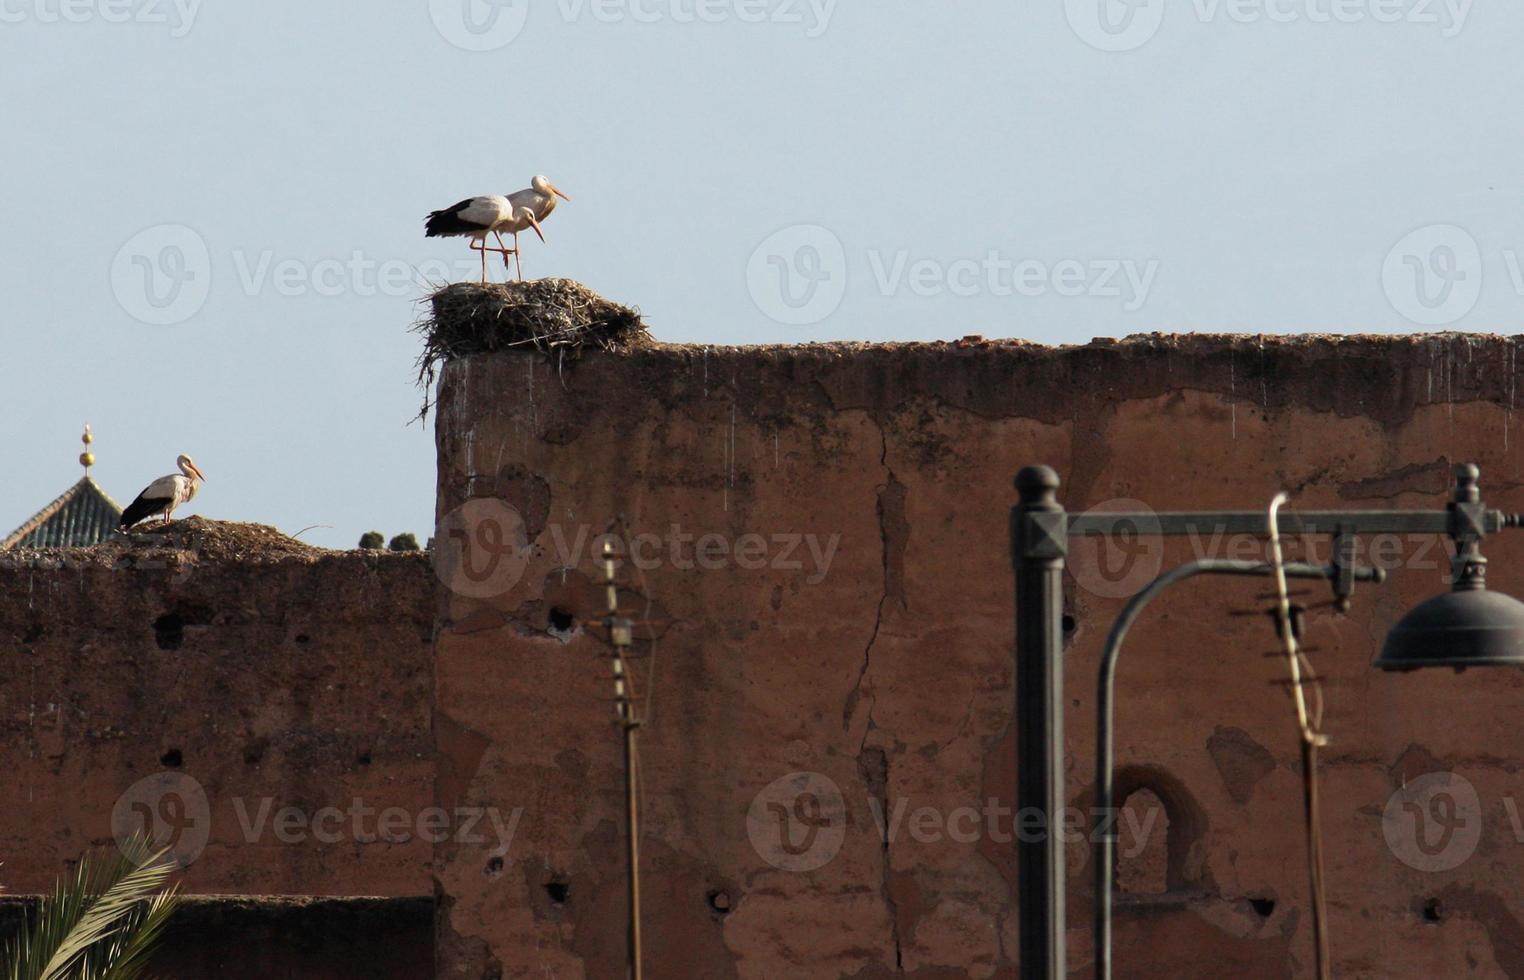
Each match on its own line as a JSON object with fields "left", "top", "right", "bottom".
{"left": 1067, "top": 509, "right": 1508, "bottom": 537}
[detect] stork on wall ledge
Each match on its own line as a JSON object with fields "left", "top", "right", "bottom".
{"left": 118, "top": 455, "right": 206, "bottom": 530}
{"left": 425, "top": 176, "right": 571, "bottom": 282}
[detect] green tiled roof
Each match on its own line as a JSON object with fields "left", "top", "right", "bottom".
{"left": 1, "top": 476, "right": 123, "bottom": 550}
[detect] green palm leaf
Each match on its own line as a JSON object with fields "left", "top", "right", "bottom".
{"left": 2, "top": 836, "right": 180, "bottom": 980}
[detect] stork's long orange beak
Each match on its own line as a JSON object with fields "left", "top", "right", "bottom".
{"left": 190, "top": 463, "right": 207, "bottom": 482}
{"left": 551, "top": 185, "right": 571, "bottom": 202}
{"left": 526, "top": 212, "right": 547, "bottom": 243}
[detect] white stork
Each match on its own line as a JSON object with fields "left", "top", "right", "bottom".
{"left": 424, "top": 176, "right": 569, "bottom": 282}
{"left": 502, "top": 176, "right": 571, "bottom": 279}
{"left": 118, "top": 455, "right": 206, "bottom": 530}
{"left": 424, "top": 197, "right": 545, "bottom": 282}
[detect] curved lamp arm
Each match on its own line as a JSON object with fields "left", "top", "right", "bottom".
{"left": 1092, "top": 559, "right": 1385, "bottom": 980}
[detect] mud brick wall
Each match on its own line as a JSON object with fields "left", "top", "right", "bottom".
{"left": 433, "top": 334, "right": 1524, "bottom": 979}
{"left": 0, "top": 542, "right": 435, "bottom": 897}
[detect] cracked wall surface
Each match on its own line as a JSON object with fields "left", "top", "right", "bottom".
{"left": 433, "top": 335, "right": 1524, "bottom": 978}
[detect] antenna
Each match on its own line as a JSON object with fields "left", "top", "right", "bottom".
{"left": 601, "top": 539, "right": 643, "bottom": 980}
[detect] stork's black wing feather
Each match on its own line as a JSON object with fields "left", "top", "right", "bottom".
{"left": 119, "top": 492, "right": 170, "bottom": 530}
{"left": 425, "top": 199, "right": 484, "bottom": 238}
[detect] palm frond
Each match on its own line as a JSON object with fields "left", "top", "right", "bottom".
{"left": 1, "top": 836, "right": 179, "bottom": 980}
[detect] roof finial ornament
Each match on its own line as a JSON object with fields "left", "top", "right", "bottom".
{"left": 80, "top": 423, "right": 95, "bottom": 476}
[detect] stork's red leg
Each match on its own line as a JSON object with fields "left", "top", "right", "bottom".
{"left": 472, "top": 238, "right": 488, "bottom": 282}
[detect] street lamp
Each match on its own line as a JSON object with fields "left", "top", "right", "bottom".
{"left": 1010, "top": 462, "right": 1524, "bottom": 980}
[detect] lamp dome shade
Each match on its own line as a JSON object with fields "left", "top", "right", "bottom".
{"left": 1376, "top": 589, "right": 1524, "bottom": 671}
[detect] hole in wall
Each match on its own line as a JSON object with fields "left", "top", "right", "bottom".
{"left": 548, "top": 607, "right": 576, "bottom": 634}
{"left": 1249, "top": 897, "right": 1276, "bottom": 918}
{"left": 1062, "top": 614, "right": 1077, "bottom": 636}
{"left": 484, "top": 856, "right": 504, "bottom": 878}
{"left": 1423, "top": 898, "right": 1443, "bottom": 923}
{"left": 707, "top": 890, "right": 732, "bottom": 917}
{"left": 356, "top": 751, "right": 372, "bottom": 767}
{"left": 160, "top": 748, "right": 183, "bottom": 768}
{"left": 545, "top": 881, "right": 570, "bottom": 906}
{"left": 154, "top": 614, "right": 184, "bottom": 651}
{"left": 295, "top": 634, "right": 310, "bottom": 645}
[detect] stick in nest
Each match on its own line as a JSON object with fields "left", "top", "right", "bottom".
{"left": 411, "top": 278, "right": 651, "bottom": 420}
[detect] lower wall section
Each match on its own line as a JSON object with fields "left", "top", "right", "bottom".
{"left": 0, "top": 896, "right": 435, "bottom": 979}
{"left": 0, "top": 526, "right": 436, "bottom": 897}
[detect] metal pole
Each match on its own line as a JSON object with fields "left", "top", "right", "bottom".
{"left": 603, "top": 542, "right": 642, "bottom": 980}
{"left": 1090, "top": 560, "right": 1384, "bottom": 980}
{"left": 1012, "top": 466, "right": 1068, "bottom": 979}
{"left": 624, "top": 721, "right": 642, "bottom": 980}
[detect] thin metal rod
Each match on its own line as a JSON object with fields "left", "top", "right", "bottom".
{"left": 625, "top": 720, "right": 642, "bottom": 980}
{"left": 1070, "top": 508, "right": 1516, "bottom": 538}
{"left": 1093, "top": 559, "right": 1383, "bottom": 980}
{"left": 602, "top": 543, "right": 642, "bottom": 980}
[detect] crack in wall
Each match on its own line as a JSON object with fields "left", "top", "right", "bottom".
{"left": 848, "top": 423, "right": 911, "bottom": 971}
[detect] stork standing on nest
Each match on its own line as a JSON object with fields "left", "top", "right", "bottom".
{"left": 503, "top": 176, "right": 571, "bottom": 279}
{"left": 425, "top": 176, "right": 570, "bottom": 282}
{"left": 119, "top": 455, "right": 206, "bottom": 530}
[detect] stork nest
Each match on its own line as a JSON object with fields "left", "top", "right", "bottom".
{"left": 414, "top": 278, "right": 650, "bottom": 417}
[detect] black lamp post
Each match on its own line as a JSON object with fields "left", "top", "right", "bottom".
{"left": 1010, "top": 463, "right": 1524, "bottom": 980}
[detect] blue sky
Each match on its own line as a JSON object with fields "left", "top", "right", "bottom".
{"left": 2, "top": 1, "right": 1521, "bottom": 547}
